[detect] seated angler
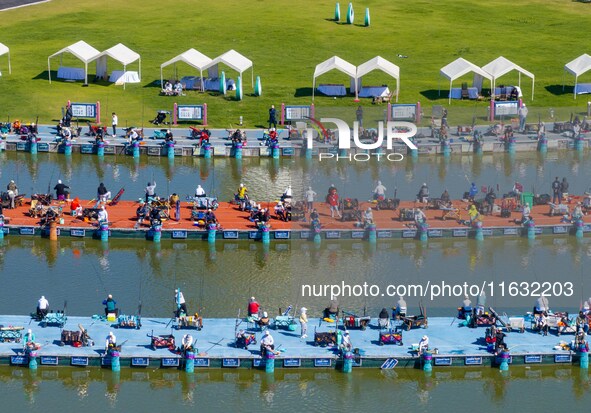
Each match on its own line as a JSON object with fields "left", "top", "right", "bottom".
{"left": 204, "top": 208, "right": 218, "bottom": 225}
{"left": 260, "top": 330, "right": 275, "bottom": 357}
{"left": 136, "top": 200, "right": 148, "bottom": 227}
{"left": 323, "top": 298, "right": 339, "bottom": 320}
{"left": 103, "top": 294, "right": 118, "bottom": 317}
{"left": 417, "top": 183, "right": 429, "bottom": 204}
{"left": 274, "top": 202, "right": 288, "bottom": 221}
{"left": 458, "top": 295, "right": 472, "bottom": 320}
{"left": 36, "top": 295, "right": 49, "bottom": 319}
{"left": 533, "top": 296, "right": 549, "bottom": 316}
{"left": 378, "top": 308, "right": 390, "bottom": 329}
{"left": 195, "top": 185, "right": 206, "bottom": 198}
{"left": 97, "top": 183, "right": 111, "bottom": 203}
{"left": 393, "top": 296, "right": 407, "bottom": 319}
{"left": 340, "top": 331, "right": 353, "bottom": 353}
{"left": 257, "top": 312, "right": 271, "bottom": 329}
{"left": 149, "top": 207, "right": 162, "bottom": 226}
{"left": 363, "top": 207, "right": 374, "bottom": 227}
{"left": 440, "top": 189, "right": 451, "bottom": 204}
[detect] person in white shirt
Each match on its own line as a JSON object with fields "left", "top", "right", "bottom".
{"left": 105, "top": 332, "right": 117, "bottom": 352}
{"left": 37, "top": 295, "right": 49, "bottom": 318}
{"left": 175, "top": 289, "right": 188, "bottom": 317}
{"left": 182, "top": 334, "right": 193, "bottom": 351}
{"left": 373, "top": 181, "right": 387, "bottom": 200}
{"left": 111, "top": 113, "right": 118, "bottom": 137}
{"left": 305, "top": 187, "right": 317, "bottom": 211}
{"left": 195, "top": 185, "right": 206, "bottom": 197}
{"left": 260, "top": 330, "right": 275, "bottom": 356}
{"left": 281, "top": 185, "right": 292, "bottom": 204}
{"left": 341, "top": 331, "right": 353, "bottom": 352}
{"left": 97, "top": 206, "right": 109, "bottom": 223}
{"left": 418, "top": 335, "right": 429, "bottom": 355}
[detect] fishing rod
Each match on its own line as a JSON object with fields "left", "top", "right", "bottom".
{"left": 165, "top": 270, "right": 179, "bottom": 328}
{"left": 202, "top": 338, "right": 224, "bottom": 354}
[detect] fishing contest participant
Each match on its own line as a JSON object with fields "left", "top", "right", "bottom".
{"left": 175, "top": 289, "right": 188, "bottom": 317}
{"left": 54, "top": 180, "right": 70, "bottom": 201}
{"left": 105, "top": 332, "right": 117, "bottom": 352}
{"left": 260, "top": 330, "right": 275, "bottom": 356}
{"left": 103, "top": 294, "right": 118, "bottom": 317}
{"left": 36, "top": 295, "right": 49, "bottom": 319}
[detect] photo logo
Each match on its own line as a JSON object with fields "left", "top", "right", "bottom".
{"left": 306, "top": 118, "right": 417, "bottom": 161}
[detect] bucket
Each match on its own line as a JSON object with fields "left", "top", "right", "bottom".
{"left": 59, "top": 218, "right": 65, "bottom": 225}
{"left": 107, "top": 313, "right": 117, "bottom": 322}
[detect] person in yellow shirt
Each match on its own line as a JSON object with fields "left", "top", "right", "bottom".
{"left": 237, "top": 183, "right": 248, "bottom": 211}
{"left": 468, "top": 204, "right": 480, "bottom": 224}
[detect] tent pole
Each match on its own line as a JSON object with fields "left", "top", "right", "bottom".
{"left": 574, "top": 75, "right": 577, "bottom": 99}
{"left": 8, "top": 51, "right": 10, "bottom": 75}
{"left": 85, "top": 62, "right": 88, "bottom": 84}
{"left": 312, "top": 77, "right": 315, "bottom": 100}
{"left": 518, "top": 72, "right": 521, "bottom": 89}
{"left": 139, "top": 58, "right": 141, "bottom": 82}
{"left": 532, "top": 78, "right": 534, "bottom": 101}
{"left": 448, "top": 79, "right": 452, "bottom": 104}
{"left": 396, "top": 79, "right": 399, "bottom": 103}
{"left": 160, "top": 66, "right": 163, "bottom": 92}
{"left": 48, "top": 58, "right": 51, "bottom": 84}
{"left": 123, "top": 64, "right": 126, "bottom": 90}
{"left": 200, "top": 69, "right": 204, "bottom": 92}
{"left": 252, "top": 66, "right": 254, "bottom": 88}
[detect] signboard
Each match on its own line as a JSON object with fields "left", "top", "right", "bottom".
{"left": 223, "top": 231, "right": 239, "bottom": 239}
{"left": 70, "top": 229, "right": 86, "bottom": 237}
{"left": 314, "top": 358, "right": 332, "bottom": 367}
{"left": 434, "top": 357, "right": 452, "bottom": 366}
{"left": 148, "top": 147, "right": 161, "bottom": 156}
{"left": 104, "top": 145, "right": 116, "bottom": 154}
{"left": 81, "top": 144, "right": 94, "bottom": 154}
{"left": 177, "top": 105, "right": 204, "bottom": 121}
{"left": 194, "top": 358, "right": 210, "bottom": 367}
{"left": 41, "top": 356, "right": 59, "bottom": 365}
{"left": 377, "top": 230, "right": 393, "bottom": 238}
{"left": 503, "top": 228, "right": 519, "bottom": 236}
{"left": 465, "top": 356, "right": 482, "bottom": 365}
{"left": 11, "top": 356, "right": 27, "bottom": 365}
{"left": 300, "top": 231, "right": 311, "bottom": 239}
{"left": 494, "top": 101, "right": 519, "bottom": 117}
{"left": 524, "top": 355, "right": 542, "bottom": 364}
{"left": 402, "top": 230, "right": 416, "bottom": 238}
{"left": 283, "top": 358, "right": 301, "bottom": 367}
{"left": 481, "top": 229, "right": 494, "bottom": 236}
{"left": 101, "top": 357, "right": 112, "bottom": 366}
{"left": 428, "top": 229, "right": 443, "bottom": 238}
{"left": 253, "top": 359, "right": 262, "bottom": 368}
{"left": 223, "top": 358, "right": 240, "bottom": 368}
{"left": 453, "top": 229, "right": 468, "bottom": 237}
{"left": 284, "top": 105, "right": 310, "bottom": 121}
{"left": 282, "top": 147, "right": 294, "bottom": 156}
{"left": 161, "top": 358, "right": 180, "bottom": 367}
{"left": 19, "top": 227, "right": 35, "bottom": 235}
{"left": 171, "top": 230, "right": 187, "bottom": 239}
{"left": 132, "top": 357, "right": 150, "bottom": 367}
{"left": 71, "top": 103, "right": 97, "bottom": 118}
{"left": 16, "top": 142, "right": 26, "bottom": 151}
{"left": 390, "top": 104, "right": 416, "bottom": 120}
{"left": 554, "top": 354, "right": 572, "bottom": 363}
{"left": 325, "top": 231, "right": 341, "bottom": 239}
{"left": 380, "top": 358, "right": 398, "bottom": 369}
{"left": 274, "top": 231, "right": 290, "bottom": 239}
{"left": 71, "top": 357, "right": 89, "bottom": 366}
{"left": 553, "top": 226, "right": 568, "bottom": 234}
{"left": 351, "top": 231, "right": 365, "bottom": 239}
{"left": 37, "top": 143, "right": 50, "bottom": 152}
{"left": 249, "top": 231, "right": 261, "bottom": 239}
{"left": 1, "top": 227, "right": 9, "bottom": 235}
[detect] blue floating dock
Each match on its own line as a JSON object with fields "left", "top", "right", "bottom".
{"left": 0, "top": 315, "right": 583, "bottom": 370}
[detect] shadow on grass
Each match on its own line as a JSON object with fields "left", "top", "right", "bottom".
{"left": 143, "top": 79, "right": 161, "bottom": 88}
{"left": 545, "top": 84, "right": 571, "bottom": 96}
{"left": 294, "top": 87, "right": 313, "bottom": 97}
{"left": 420, "top": 89, "right": 446, "bottom": 101}
{"left": 33, "top": 71, "right": 50, "bottom": 80}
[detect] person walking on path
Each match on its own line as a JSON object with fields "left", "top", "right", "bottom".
{"left": 268, "top": 105, "right": 277, "bottom": 130}
{"left": 111, "top": 113, "right": 118, "bottom": 137}
{"left": 552, "top": 177, "right": 561, "bottom": 204}
{"left": 356, "top": 106, "right": 363, "bottom": 128}
{"left": 518, "top": 104, "right": 528, "bottom": 133}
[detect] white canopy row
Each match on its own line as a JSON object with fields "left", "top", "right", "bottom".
{"left": 440, "top": 57, "right": 535, "bottom": 103}
{"left": 312, "top": 56, "right": 400, "bottom": 101}
{"left": 48, "top": 41, "right": 141, "bottom": 87}
{"left": 160, "top": 49, "right": 253, "bottom": 89}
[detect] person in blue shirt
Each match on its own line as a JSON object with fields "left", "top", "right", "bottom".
{"left": 102, "top": 294, "right": 118, "bottom": 316}
{"left": 468, "top": 183, "right": 478, "bottom": 201}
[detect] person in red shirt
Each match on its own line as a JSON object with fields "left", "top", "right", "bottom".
{"left": 326, "top": 190, "right": 342, "bottom": 219}
{"left": 248, "top": 297, "right": 260, "bottom": 317}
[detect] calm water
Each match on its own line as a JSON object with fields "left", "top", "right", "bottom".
{"left": 2, "top": 150, "right": 591, "bottom": 411}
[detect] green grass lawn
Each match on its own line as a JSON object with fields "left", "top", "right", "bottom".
{"left": 0, "top": 0, "right": 590, "bottom": 127}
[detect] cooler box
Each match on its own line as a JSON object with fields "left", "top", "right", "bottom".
{"left": 521, "top": 192, "right": 534, "bottom": 207}
{"left": 107, "top": 313, "right": 117, "bottom": 322}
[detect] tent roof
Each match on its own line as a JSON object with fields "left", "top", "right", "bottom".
{"left": 160, "top": 48, "right": 212, "bottom": 70}
{"left": 203, "top": 49, "right": 252, "bottom": 73}
{"left": 356, "top": 56, "right": 399, "bottom": 79}
{"left": 0, "top": 43, "right": 8, "bottom": 56}
{"left": 440, "top": 57, "right": 491, "bottom": 81}
{"left": 564, "top": 54, "right": 591, "bottom": 77}
{"left": 95, "top": 43, "right": 140, "bottom": 66}
{"left": 314, "top": 56, "right": 356, "bottom": 79}
{"left": 48, "top": 40, "right": 100, "bottom": 63}
{"left": 482, "top": 56, "right": 534, "bottom": 80}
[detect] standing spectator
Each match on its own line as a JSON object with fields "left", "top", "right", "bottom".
{"left": 299, "top": 307, "right": 308, "bottom": 339}
{"left": 552, "top": 177, "right": 561, "bottom": 204}
{"left": 305, "top": 187, "right": 317, "bottom": 211}
{"left": 111, "top": 112, "right": 118, "bottom": 137}
{"left": 6, "top": 180, "right": 18, "bottom": 209}
{"left": 326, "top": 187, "right": 341, "bottom": 219}
{"left": 441, "top": 108, "right": 448, "bottom": 127}
{"left": 268, "top": 105, "right": 277, "bottom": 129}
{"left": 560, "top": 177, "right": 569, "bottom": 203}
{"left": 145, "top": 181, "right": 157, "bottom": 203}
{"left": 356, "top": 106, "right": 363, "bottom": 128}
{"left": 518, "top": 103, "right": 528, "bottom": 133}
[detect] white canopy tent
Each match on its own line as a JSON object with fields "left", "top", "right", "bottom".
{"left": 93, "top": 43, "right": 141, "bottom": 89}
{"left": 482, "top": 56, "right": 535, "bottom": 100}
{"left": 201, "top": 49, "right": 253, "bottom": 89}
{"left": 0, "top": 43, "right": 11, "bottom": 76}
{"left": 439, "top": 57, "right": 492, "bottom": 104}
{"left": 48, "top": 40, "right": 100, "bottom": 84}
{"left": 564, "top": 54, "right": 591, "bottom": 99}
{"left": 160, "top": 49, "right": 212, "bottom": 91}
{"left": 313, "top": 56, "right": 357, "bottom": 99}
{"left": 356, "top": 56, "right": 400, "bottom": 102}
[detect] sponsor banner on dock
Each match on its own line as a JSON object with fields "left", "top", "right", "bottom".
{"left": 314, "top": 358, "right": 332, "bottom": 367}
{"left": 222, "top": 358, "right": 240, "bottom": 368}
{"left": 465, "top": 356, "right": 482, "bottom": 366}
{"left": 71, "top": 357, "right": 89, "bottom": 366}
{"left": 131, "top": 357, "right": 149, "bottom": 367}
{"left": 283, "top": 358, "right": 301, "bottom": 367}
{"left": 524, "top": 355, "right": 542, "bottom": 364}
{"left": 161, "top": 358, "right": 181, "bottom": 367}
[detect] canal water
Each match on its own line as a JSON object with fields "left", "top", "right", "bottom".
{"left": 1, "top": 150, "right": 591, "bottom": 410}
